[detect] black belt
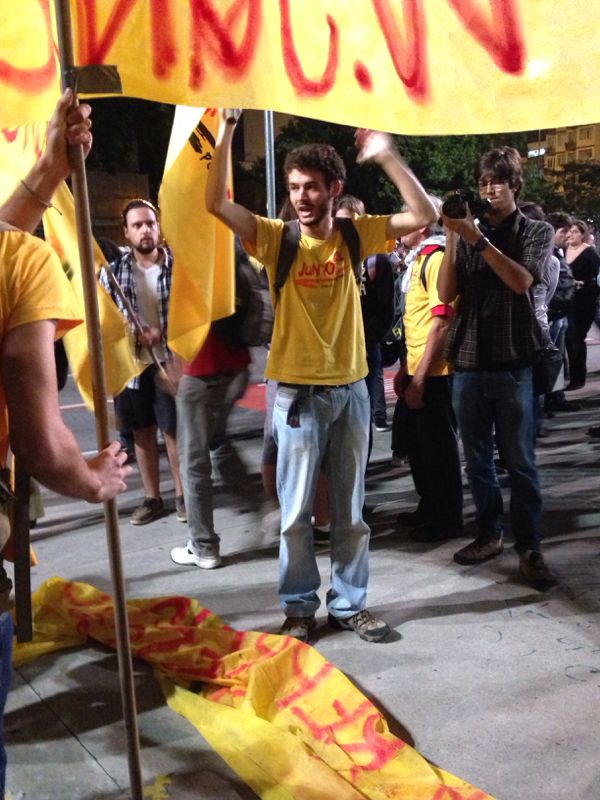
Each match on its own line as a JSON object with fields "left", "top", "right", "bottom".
{"left": 278, "top": 382, "right": 351, "bottom": 427}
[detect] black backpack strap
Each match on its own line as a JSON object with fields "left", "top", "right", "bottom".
{"left": 273, "top": 217, "right": 362, "bottom": 306}
{"left": 333, "top": 216, "right": 362, "bottom": 283}
{"left": 418, "top": 244, "right": 446, "bottom": 292}
{"left": 274, "top": 220, "right": 301, "bottom": 306}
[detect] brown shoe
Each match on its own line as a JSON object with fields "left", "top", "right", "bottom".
{"left": 454, "top": 535, "right": 503, "bottom": 565}
{"left": 131, "top": 496, "right": 164, "bottom": 525}
{"left": 519, "top": 551, "right": 557, "bottom": 591}
{"left": 328, "top": 610, "right": 391, "bottom": 642}
{"left": 279, "top": 616, "right": 316, "bottom": 643}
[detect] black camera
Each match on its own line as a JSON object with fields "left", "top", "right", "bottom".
{"left": 442, "top": 190, "right": 492, "bottom": 219}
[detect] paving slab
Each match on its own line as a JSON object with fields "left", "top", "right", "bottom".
{"left": 4, "top": 344, "right": 600, "bottom": 800}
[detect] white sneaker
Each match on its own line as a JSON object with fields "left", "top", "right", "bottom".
{"left": 170, "top": 545, "right": 221, "bottom": 569}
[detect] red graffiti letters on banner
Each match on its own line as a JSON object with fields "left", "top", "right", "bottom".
{"left": 447, "top": 0, "right": 525, "bottom": 74}
{"left": 76, "top": 0, "right": 178, "bottom": 79}
{"left": 372, "top": 0, "right": 429, "bottom": 101}
{"left": 279, "top": 0, "right": 340, "bottom": 97}
{"left": 0, "top": 0, "right": 526, "bottom": 107}
{"left": 0, "top": 0, "right": 55, "bottom": 92}
{"left": 189, "top": 0, "right": 261, "bottom": 88}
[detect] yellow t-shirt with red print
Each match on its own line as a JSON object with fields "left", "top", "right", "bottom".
{"left": 0, "top": 227, "right": 82, "bottom": 466}
{"left": 248, "top": 215, "right": 390, "bottom": 385}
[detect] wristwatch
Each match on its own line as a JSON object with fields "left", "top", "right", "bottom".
{"left": 473, "top": 234, "right": 490, "bottom": 253}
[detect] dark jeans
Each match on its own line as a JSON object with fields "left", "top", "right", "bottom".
{"left": 396, "top": 375, "right": 463, "bottom": 530}
{"left": 453, "top": 368, "right": 543, "bottom": 551}
{"left": 0, "top": 611, "right": 13, "bottom": 796}
{"left": 566, "top": 299, "right": 598, "bottom": 386}
{"left": 365, "top": 342, "right": 387, "bottom": 424}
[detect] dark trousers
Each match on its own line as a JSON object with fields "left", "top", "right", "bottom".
{"left": 397, "top": 375, "right": 463, "bottom": 530}
{"left": 566, "top": 300, "right": 597, "bottom": 386}
{"left": 365, "top": 342, "right": 387, "bottom": 424}
{"left": 0, "top": 611, "right": 13, "bottom": 796}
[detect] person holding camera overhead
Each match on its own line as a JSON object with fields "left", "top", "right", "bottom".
{"left": 437, "top": 147, "right": 557, "bottom": 591}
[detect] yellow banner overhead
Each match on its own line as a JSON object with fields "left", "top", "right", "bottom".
{"left": 0, "top": 0, "right": 598, "bottom": 134}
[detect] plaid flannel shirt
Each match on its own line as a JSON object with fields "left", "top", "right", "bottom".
{"left": 99, "top": 246, "right": 173, "bottom": 389}
{"left": 445, "top": 210, "right": 554, "bottom": 370}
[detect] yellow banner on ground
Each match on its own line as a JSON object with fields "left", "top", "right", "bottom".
{"left": 13, "top": 577, "right": 495, "bottom": 800}
{"left": 0, "top": 1, "right": 598, "bottom": 135}
{"left": 43, "top": 183, "right": 142, "bottom": 408}
{"left": 160, "top": 107, "right": 235, "bottom": 362}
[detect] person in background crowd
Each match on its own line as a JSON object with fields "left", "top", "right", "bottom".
{"left": 437, "top": 146, "right": 557, "bottom": 591}
{"left": 564, "top": 219, "right": 600, "bottom": 390}
{"left": 394, "top": 201, "right": 463, "bottom": 542}
{"left": 100, "top": 200, "right": 184, "bottom": 525}
{"left": 543, "top": 212, "right": 580, "bottom": 414}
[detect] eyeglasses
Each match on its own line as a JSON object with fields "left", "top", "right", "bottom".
{"left": 477, "top": 179, "right": 507, "bottom": 189}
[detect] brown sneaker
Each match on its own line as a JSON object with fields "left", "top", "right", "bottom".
{"left": 131, "top": 496, "right": 164, "bottom": 525}
{"left": 279, "top": 616, "right": 316, "bottom": 643}
{"left": 454, "top": 535, "right": 503, "bottom": 565}
{"left": 519, "top": 550, "right": 557, "bottom": 590}
{"left": 328, "top": 610, "right": 391, "bottom": 642}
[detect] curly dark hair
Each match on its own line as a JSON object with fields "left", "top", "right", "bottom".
{"left": 283, "top": 143, "right": 346, "bottom": 189}
{"left": 475, "top": 146, "right": 523, "bottom": 198}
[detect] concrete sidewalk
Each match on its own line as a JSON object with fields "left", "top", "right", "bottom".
{"left": 5, "top": 344, "right": 600, "bottom": 800}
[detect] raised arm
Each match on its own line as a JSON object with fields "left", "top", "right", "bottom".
{"left": 0, "top": 89, "right": 92, "bottom": 233}
{"left": 1, "top": 320, "right": 131, "bottom": 502}
{"left": 355, "top": 129, "right": 437, "bottom": 239}
{"left": 437, "top": 227, "right": 460, "bottom": 304}
{"left": 205, "top": 110, "right": 257, "bottom": 246}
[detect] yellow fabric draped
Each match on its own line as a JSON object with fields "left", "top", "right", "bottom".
{"left": 13, "top": 577, "right": 495, "bottom": 800}
{"left": 159, "top": 107, "right": 235, "bottom": 362}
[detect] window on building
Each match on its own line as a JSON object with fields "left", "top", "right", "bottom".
{"left": 557, "top": 133, "right": 565, "bottom": 148}
{"left": 547, "top": 135, "right": 555, "bottom": 148}
{"left": 579, "top": 127, "right": 593, "bottom": 141}
{"left": 567, "top": 151, "right": 577, "bottom": 162}
{"left": 546, "top": 157, "right": 555, "bottom": 169}
{"left": 578, "top": 148, "right": 594, "bottom": 161}
{"left": 557, "top": 152, "right": 567, "bottom": 165}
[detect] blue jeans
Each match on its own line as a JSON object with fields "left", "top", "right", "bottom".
{"left": 273, "top": 380, "right": 371, "bottom": 619}
{"left": 0, "top": 611, "right": 12, "bottom": 797}
{"left": 176, "top": 370, "right": 249, "bottom": 555}
{"left": 452, "top": 368, "right": 543, "bottom": 552}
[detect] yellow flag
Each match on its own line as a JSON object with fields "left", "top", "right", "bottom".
{"left": 160, "top": 107, "right": 235, "bottom": 363}
{"left": 43, "top": 182, "right": 142, "bottom": 409}
{"left": 0, "top": 120, "right": 140, "bottom": 408}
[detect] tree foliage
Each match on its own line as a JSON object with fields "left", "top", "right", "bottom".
{"left": 87, "top": 97, "right": 174, "bottom": 201}
{"left": 552, "top": 161, "right": 600, "bottom": 230}
{"left": 244, "top": 116, "right": 536, "bottom": 214}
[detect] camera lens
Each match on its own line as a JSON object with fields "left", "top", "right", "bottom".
{"left": 441, "top": 193, "right": 467, "bottom": 219}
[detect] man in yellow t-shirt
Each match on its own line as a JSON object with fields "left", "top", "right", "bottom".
{"left": 393, "top": 217, "right": 463, "bottom": 543}
{"left": 206, "top": 111, "right": 436, "bottom": 643}
{"left": 0, "top": 90, "right": 132, "bottom": 511}
{"left": 0, "top": 90, "right": 132, "bottom": 795}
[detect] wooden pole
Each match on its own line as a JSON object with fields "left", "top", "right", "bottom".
{"left": 53, "top": 2, "right": 143, "bottom": 797}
